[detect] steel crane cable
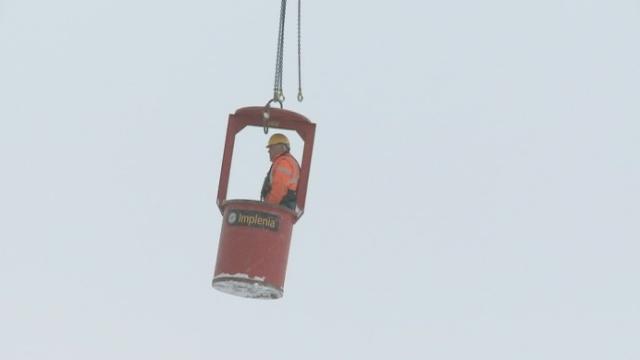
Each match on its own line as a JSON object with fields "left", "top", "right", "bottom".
{"left": 270, "top": 0, "right": 303, "bottom": 104}
{"left": 265, "top": 0, "right": 303, "bottom": 133}
{"left": 272, "top": 0, "right": 287, "bottom": 103}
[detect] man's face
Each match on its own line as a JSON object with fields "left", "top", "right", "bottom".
{"left": 267, "top": 144, "right": 284, "bottom": 161}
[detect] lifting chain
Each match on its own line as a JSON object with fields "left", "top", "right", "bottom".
{"left": 272, "top": 0, "right": 287, "bottom": 103}
{"left": 264, "top": 0, "right": 303, "bottom": 133}
{"left": 297, "top": 0, "right": 303, "bottom": 102}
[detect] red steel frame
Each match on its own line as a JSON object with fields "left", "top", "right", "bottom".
{"left": 216, "top": 107, "right": 316, "bottom": 220}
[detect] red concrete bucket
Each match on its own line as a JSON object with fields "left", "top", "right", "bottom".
{"left": 212, "top": 200, "right": 296, "bottom": 299}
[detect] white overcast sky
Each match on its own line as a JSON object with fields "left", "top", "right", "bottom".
{"left": 1, "top": 1, "right": 639, "bottom": 359}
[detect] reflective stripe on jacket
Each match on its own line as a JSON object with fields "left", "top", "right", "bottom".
{"left": 265, "top": 152, "right": 300, "bottom": 205}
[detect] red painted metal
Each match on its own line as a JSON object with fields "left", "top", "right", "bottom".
{"left": 216, "top": 107, "right": 316, "bottom": 220}
{"left": 212, "top": 200, "right": 295, "bottom": 298}
{"left": 212, "top": 107, "right": 316, "bottom": 299}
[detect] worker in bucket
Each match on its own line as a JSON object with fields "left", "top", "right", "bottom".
{"left": 261, "top": 133, "right": 300, "bottom": 210}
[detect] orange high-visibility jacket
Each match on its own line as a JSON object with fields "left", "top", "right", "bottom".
{"left": 265, "top": 152, "right": 300, "bottom": 205}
